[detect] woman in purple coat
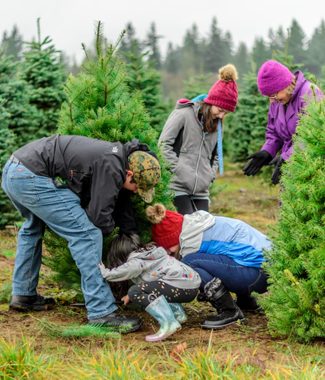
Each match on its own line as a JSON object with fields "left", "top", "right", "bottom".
{"left": 243, "top": 60, "right": 322, "bottom": 184}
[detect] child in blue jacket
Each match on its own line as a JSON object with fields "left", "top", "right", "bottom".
{"left": 146, "top": 204, "right": 271, "bottom": 329}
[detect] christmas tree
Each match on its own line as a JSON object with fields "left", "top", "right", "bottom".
{"left": 0, "top": 51, "right": 37, "bottom": 227}
{"left": 260, "top": 98, "right": 325, "bottom": 342}
{"left": 225, "top": 70, "right": 269, "bottom": 163}
{"left": 0, "top": 99, "right": 19, "bottom": 227}
{"left": 44, "top": 23, "right": 173, "bottom": 291}
{"left": 118, "top": 24, "right": 168, "bottom": 133}
{"left": 21, "top": 19, "right": 66, "bottom": 140}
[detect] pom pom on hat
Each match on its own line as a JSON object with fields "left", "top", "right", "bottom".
{"left": 204, "top": 64, "right": 239, "bottom": 112}
{"left": 146, "top": 204, "right": 183, "bottom": 249}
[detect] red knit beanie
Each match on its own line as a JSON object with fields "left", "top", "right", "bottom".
{"left": 146, "top": 204, "right": 183, "bottom": 249}
{"left": 204, "top": 64, "right": 238, "bottom": 112}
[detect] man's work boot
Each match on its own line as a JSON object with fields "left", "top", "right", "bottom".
{"left": 88, "top": 312, "right": 142, "bottom": 333}
{"left": 9, "top": 295, "right": 56, "bottom": 312}
{"left": 201, "top": 278, "right": 244, "bottom": 329}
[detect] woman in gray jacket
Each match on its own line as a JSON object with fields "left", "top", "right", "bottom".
{"left": 159, "top": 64, "right": 238, "bottom": 214}
{"left": 99, "top": 234, "right": 200, "bottom": 342}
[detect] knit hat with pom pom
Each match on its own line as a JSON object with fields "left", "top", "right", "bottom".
{"left": 204, "top": 64, "right": 238, "bottom": 112}
{"left": 146, "top": 204, "right": 183, "bottom": 249}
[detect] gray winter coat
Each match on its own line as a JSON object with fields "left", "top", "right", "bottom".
{"left": 159, "top": 100, "right": 218, "bottom": 197}
{"left": 99, "top": 244, "right": 201, "bottom": 289}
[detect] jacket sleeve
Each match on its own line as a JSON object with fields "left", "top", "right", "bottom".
{"left": 113, "top": 189, "right": 138, "bottom": 235}
{"left": 86, "top": 155, "right": 125, "bottom": 235}
{"left": 158, "top": 111, "right": 185, "bottom": 172}
{"left": 99, "top": 259, "right": 144, "bottom": 282}
{"left": 261, "top": 109, "right": 283, "bottom": 158}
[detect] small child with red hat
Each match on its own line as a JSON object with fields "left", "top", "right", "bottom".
{"left": 146, "top": 204, "right": 271, "bottom": 329}
{"left": 159, "top": 64, "right": 238, "bottom": 215}
{"left": 99, "top": 233, "right": 200, "bottom": 342}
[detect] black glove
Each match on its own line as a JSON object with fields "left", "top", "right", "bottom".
{"left": 271, "top": 157, "right": 284, "bottom": 185}
{"left": 243, "top": 150, "right": 272, "bottom": 176}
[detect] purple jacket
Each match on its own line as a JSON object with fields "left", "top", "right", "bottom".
{"left": 262, "top": 71, "right": 323, "bottom": 160}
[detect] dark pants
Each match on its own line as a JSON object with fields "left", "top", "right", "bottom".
{"left": 182, "top": 253, "right": 268, "bottom": 297}
{"left": 174, "top": 195, "right": 209, "bottom": 215}
{"left": 128, "top": 281, "right": 198, "bottom": 308}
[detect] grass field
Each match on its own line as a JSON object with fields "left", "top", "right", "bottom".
{"left": 0, "top": 165, "right": 324, "bottom": 379}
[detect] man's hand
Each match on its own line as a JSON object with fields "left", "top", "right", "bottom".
{"left": 243, "top": 150, "right": 272, "bottom": 176}
{"left": 121, "top": 295, "right": 130, "bottom": 305}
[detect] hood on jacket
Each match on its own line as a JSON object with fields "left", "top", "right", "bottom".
{"left": 128, "top": 244, "right": 167, "bottom": 261}
{"left": 180, "top": 210, "right": 215, "bottom": 257}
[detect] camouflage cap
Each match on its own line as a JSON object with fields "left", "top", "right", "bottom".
{"left": 128, "top": 151, "right": 161, "bottom": 203}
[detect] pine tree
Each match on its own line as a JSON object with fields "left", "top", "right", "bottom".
{"left": 164, "top": 42, "right": 181, "bottom": 74}
{"left": 181, "top": 24, "right": 203, "bottom": 75}
{"left": 44, "top": 22, "right": 173, "bottom": 291}
{"left": 233, "top": 42, "right": 250, "bottom": 81}
{"left": 145, "top": 22, "right": 162, "bottom": 70}
{"left": 287, "top": 19, "right": 307, "bottom": 65}
{"left": 0, "top": 99, "right": 19, "bottom": 227}
{"left": 183, "top": 73, "right": 214, "bottom": 100}
{"left": 251, "top": 37, "right": 270, "bottom": 70}
{"left": 306, "top": 20, "right": 325, "bottom": 76}
{"left": 1, "top": 25, "right": 23, "bottom": 61}
{"left": 259, "top": 98, "right": 325, "bottom": 342}
{"left": 225, "top": 70, "right": 269, "bottom": 162}
{"left": 0, "top": 52, "right": 38, "bottom": 148}
{"left": 204, "top": 18, "right": 228, "bottom": 73}
{"left": 21, "top": 19, "right": 66, "bottom": 140}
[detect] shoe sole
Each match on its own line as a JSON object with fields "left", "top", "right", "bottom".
{"left": 201, "top": 318, "right": 245, "bottom": 329}
{"left": 9, "top": 303, "right": 55, "bottom": 312}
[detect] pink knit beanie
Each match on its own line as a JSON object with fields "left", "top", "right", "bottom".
{"left": 204, "top": 64, "right": 238, "bottom": 112}
{"left": 257, "top": 60, "right": 294, "bottom": 96}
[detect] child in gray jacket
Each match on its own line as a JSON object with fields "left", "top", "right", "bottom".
{"left": 99, "top": 234, "right": 200, "bottom": 342}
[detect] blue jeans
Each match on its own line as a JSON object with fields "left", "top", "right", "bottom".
{"left": 182, "top": 253, "right": 268, "bottom": 296}
{"left": 1, "top": 159, "right": 117, "bottom": 319}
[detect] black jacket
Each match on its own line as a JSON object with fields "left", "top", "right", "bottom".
{"left": 14, "top": 135, "right": 145, "bottom": 235}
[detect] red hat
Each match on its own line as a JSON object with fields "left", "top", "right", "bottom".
{"left": 204, "top": 64, "right": 238, "bottom": 112}
{"left": 146, "top": 204, "right": 183, "bottom": 249}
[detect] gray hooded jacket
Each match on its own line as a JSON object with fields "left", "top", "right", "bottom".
{"left": 159, "top": 101, "right": 218, "bottom": 197}
{"left": 99, "top": 244, "right": 201, "bottom": 290}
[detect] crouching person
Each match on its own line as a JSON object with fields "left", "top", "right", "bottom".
{"left": 99, "top": 234, "right": 200, "bottom": 341}
{"left": 146, "top": 204, "right": 271, "bottom": 329}
{"left": 1, "top": 134, "right": 161, "bottom": 333}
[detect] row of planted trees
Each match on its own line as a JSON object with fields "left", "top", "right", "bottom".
{"left": 0, "top": 22, "right": 324, "bottom": 343}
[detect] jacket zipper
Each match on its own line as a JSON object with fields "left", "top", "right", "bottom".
{"left": 192, "top": 131, "right": 206, "bottom": 194}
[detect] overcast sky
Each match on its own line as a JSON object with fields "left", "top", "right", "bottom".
{"left": 1, "top": 0, "right": 324, "bottom": 62}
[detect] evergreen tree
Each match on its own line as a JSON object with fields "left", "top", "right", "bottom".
{"left": 21, "top": 19, "right": 66, "bottom": 140}
{"left": 260, "top": 98, "right": 325, "bottom": 342}
{"left": 118, "top": 22, "right": 141, "bottom": 62}
{"left": 225, "top": 70, "right": 268, "bottom": 162}
{"left": 0, "top": 52, "right": 38, "bottom": 148}
{"left": 268, "top": 26, "right": 286, "bottom": 54}
{"left": 164, "top": 42, "right": 181, "bottom": 74}
{"left": 204, "top": 17, "right": 227, "bottom": 73}
{"left": 251, "top": 37, "right": 270, "bottom": 70}
{"left": 181, "top": 24, "right": 203, "bottom": 75}
{"left": 183, "top": 73, "right": 214, "bottom": 100}
{"left": 0, "top": 99, "right": 19, "bottom": 227}
{"left": 44, "top": 22, "right": 173, "bottom": 291}
{"left": 287, "top": 19, "right": 306, "bottom": 64}
{"left": 233, "top": 42, "right": 250, "bottom": 80}
{"left": 1, "top": 25, "right": 23, "bottom": 61}
{"left": 145, "top": 22, "right": 162, "bottom": 70}
{"left": 306, "top": 20, "right": 325, "bottom": 76}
